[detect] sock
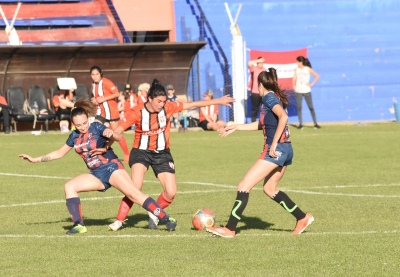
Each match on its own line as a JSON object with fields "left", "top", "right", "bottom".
{"left": 116, "top": 196, "right": 134, "bottom": 221}
{"left": 225, "top": 191, "right": 249, "bottom": 231}
{"left": 118, "top": 136, "right": 130, "bottom": 156}
{"left": 66, "top": 197, "right": 83, "bottom": 225}
{"left": 157, "top": 192, "right": 173, "bottom": 209}
{"left": 142, "top": 197, "right": 169, "bottom": 223}
{"left": 272, "top": 191, "right": 306, "bottom": 220}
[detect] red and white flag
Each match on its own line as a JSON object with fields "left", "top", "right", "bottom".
{"left": 249, "top": 48, "right": 308, "bottom": 90}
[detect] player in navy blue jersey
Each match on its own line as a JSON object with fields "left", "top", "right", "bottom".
{"left": 19, "top": 98, "right": 177, "bottom": 235}
{"left": 206, "top": 69, "right": 314, "bottom": 238}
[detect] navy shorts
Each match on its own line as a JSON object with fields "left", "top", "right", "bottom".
{"left": 259, "top": 143, "right": 293, "bottom": 167}
{"left": 90, "top": 159, "right": 125, "bottom": 192}
{"left": 129, "top": 148, "right": 175, "bottom": 177}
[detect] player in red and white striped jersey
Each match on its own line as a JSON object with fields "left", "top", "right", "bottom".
{"left": 107, "top": 79, "right": 235, "bottom": 231}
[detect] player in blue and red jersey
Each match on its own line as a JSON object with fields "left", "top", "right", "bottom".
{"left": 206, "top": 69, "right": 314, "bottom": 238}
{"left": 19, "top": 98, "right": 177, "bottom": 235}
{"left": 108, "top": 79, "right": 235, "bottom": 231}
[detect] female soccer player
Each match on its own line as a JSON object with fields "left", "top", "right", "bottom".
{"left": 108, "top": 79, "right": 235, "bottom": 231}
{"left": 90, "top": 65, "right": 130, "bottom": 161}
{"left": 19, "top": 98, "right": 177, "bottom": 235}
{"left": 206, "top": 69, "right": 314, "bottom": 238}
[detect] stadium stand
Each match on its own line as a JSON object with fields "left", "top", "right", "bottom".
{"left": 175, "top": 0, "right": 400, "bottom": 122}
{"left": 0, "top": 0, "right": 129, "bottom": 44}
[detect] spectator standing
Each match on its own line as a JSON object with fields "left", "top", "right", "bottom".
{"left": 89, "top": 65, "right": 130, "bottom": 162}
{"left": 292, "top": 56, "right": 321, "bottom": 129}
{"left": 248, "top": 57, "right": 266, "bottom": 122}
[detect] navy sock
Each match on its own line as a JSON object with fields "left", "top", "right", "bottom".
{"left": 272, "top": 191, "right": 305, "bottom": 220}
{"left": 66, "top": 197, "right": 83, "bottom": 225}
{"left": 142, "top": 197, "right": 169, "bottom": 223}
{"left": 225, "top": 191, "right": 249, "bottom": 231}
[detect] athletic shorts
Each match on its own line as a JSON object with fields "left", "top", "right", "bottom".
{"left": 259, "top": 143, "right": 293, "bottom": 167}
{"left": 90, "top": 159, "right": 125, "bottom": 192}
{"left": 198, "top": 120, "right": 210, "bottom": 131}
{"left": 129, "top": 148, "right": 175, "bottom": 177}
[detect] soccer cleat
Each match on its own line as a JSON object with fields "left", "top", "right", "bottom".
{"left": 148, "top": 211, "right": 160, "bottom": 229}
{"left": 292, "top": 213, "right": 314, "bottom": 235}
{"left": 108, "top": 220, "right": 123, "bottom": 231}
{"left": 314, "top": 124, "right": 321, "bottom": 129}
{"left": 206, "top": 226, "right": 235, "bottom": 238}
{"left": 165, "top": 217, "right": 177, "bottom": 231}
{"left": 298, "top": 124, "right": 304, "bottom": 130}
{"left": 66, "top": 223, "right": 87, "bottom": 235}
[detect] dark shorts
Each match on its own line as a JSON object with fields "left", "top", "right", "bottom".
{"left": 259, "top": 143, "right": 293, "bottom": 167}
{"left": 90, "top": 159, "right": 125, "bottom": 192}
{"left": 199, "top": 120, "right": 210, "bottom": 131}
{"left": 129, "top": 148, "right": 175, "bottom": 177}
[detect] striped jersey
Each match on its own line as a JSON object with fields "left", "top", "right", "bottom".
{"left": 260, "top": 92, "right": 291, "bottom": 146}
{"left": 66, "top": 122, "right": 119, "bottom": 170}
{"left": 199, "top": 104, "right": 219, "bottom": 122}
{"left": 120, "top": 101, "right": 184, "bottom": 151}
{"left": 91, "top": 77, "right": 120, "bottom": 120}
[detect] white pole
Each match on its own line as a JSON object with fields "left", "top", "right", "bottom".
{"left": 0, "top": 6, "right": 10, "bottom": 28}
{"left": 225, "top": 3, "right": 246, "bottom": 124}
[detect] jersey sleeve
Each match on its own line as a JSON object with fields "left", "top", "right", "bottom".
{"left": 65, "top": 132, "right": 76, "bottom": 147}
{"left": 165, "top": 101, "right": 184, "bottom": 117}
{"left": 120, "top": 106, "right": 139, "bottom": 130}
{"left": 92, "top": 121, "right": 108, "bottom": 135}
{"left": 262, "top": 93, "right": 280, "bottom": 111}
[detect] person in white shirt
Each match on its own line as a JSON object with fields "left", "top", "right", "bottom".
{"left": 292, "top": 56, "right": 320, "bottom": 129}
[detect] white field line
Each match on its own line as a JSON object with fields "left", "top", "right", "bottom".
{"left": 0, "top": 230, "right": 398, "bottom": 239}
{"left": 0, "top": 172, "right": 399, "bottom": 210}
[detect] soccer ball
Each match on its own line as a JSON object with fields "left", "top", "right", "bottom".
{"left": 192, "top": 208, "right": 216, "bottom": 231}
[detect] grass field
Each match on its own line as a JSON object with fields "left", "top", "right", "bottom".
{"left": 1, "top": 122, "right": 399, "bottom": 276}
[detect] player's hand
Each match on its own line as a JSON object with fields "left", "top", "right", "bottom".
{"left": 218, "top": 95, "right": 236, "bottom": 108}
{"left": 268, "top": 142, "right": 278, "bottom": 158}
{"left": 18, "top": 154, "right": 35, "bottom": 163}
{"left": 91, "top": 97, "right": 98, "bottom": 105}
{"left": 102, "top": 128, "right": 114, "bottom": 138}
{"left": 96, "top": 96, "right": 104, "bottom": 104}
{"left": 89, "top": 148, "right": 107, "bottom": 156}
{"left": 219, "top": 124, "right": 236, "bottom": 137}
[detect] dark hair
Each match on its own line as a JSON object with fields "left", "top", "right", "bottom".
{"left": 90, "top": 65, "right": 103, "bottom": 76}
{"left": 71, "top": 96, "right": 97, "bottom": 120}
{"left": 296, "top": 56, "right": 312, "bottom": 68}
{"left": 257, "top": 68, "right": 289, "bottom": 108}
{"left": 148, "top": 79, "right": 167, "bottom": 99}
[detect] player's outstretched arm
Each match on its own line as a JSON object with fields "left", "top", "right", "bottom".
{"left": 183, "top": 94, "right": 235, "bottom": 110}
{"left": 19, "top": 144, "right": 72, "bottom": 163}
{"left": 219, "top": 121, "right": 260, "bottom": 138}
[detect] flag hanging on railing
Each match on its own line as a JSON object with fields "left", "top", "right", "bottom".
{"left": 248, "top": 48, "right": 308, "bottom": 117}
{"left": 249, "top": 48, "right": 308, "bottom": 90}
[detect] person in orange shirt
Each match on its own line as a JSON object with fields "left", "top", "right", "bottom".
{"left": 89, "top": 65, "right": 130, "bottom": 162}
{"left": 198, "top": 89, "right": 226, "bottom": 131}
{"left": 108, "top": 79, "right": 235, "bottom": 231}
{"left": 52, "top": 88, "right": 74, "bottom": 133}
{"left": 0, "top": 94, "right": 11, "bottom": 134}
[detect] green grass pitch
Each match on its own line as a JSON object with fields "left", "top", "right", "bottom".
{"left": 1, "top": 123, "right": 399, "bottom": 276}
